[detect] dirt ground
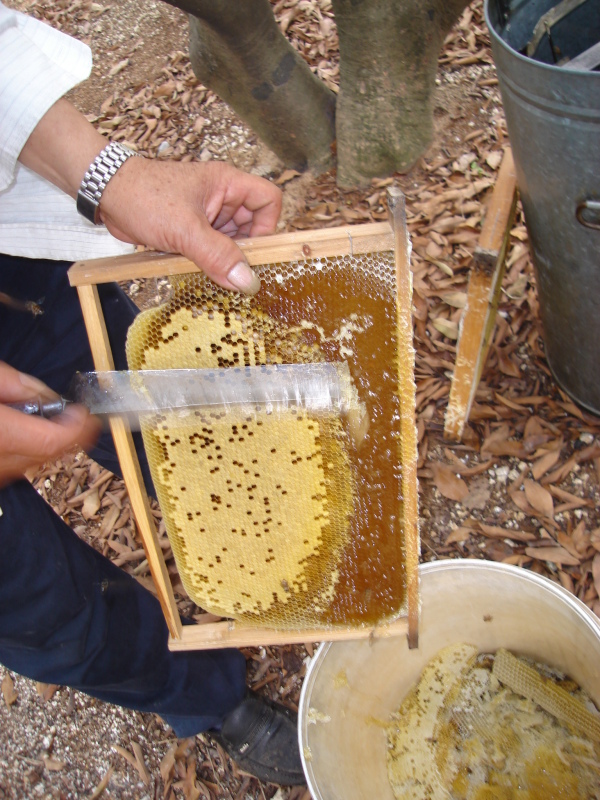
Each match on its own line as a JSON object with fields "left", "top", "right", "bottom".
{"left": 2, "top": 1, "right": 600, "bottom": 799}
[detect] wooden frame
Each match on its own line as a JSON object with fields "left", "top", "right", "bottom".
{"left": 444, "top": 148, "right": 518, "bottom": 442}
{"left": 69, "top": 216, "right": 419, "bottom": 650}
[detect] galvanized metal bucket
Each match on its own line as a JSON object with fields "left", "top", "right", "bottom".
{"left": 298, "top": 560, "right": 600, "bottom": 799}
{"left": 485, "top": 0, "right": 600, "bottom": 414}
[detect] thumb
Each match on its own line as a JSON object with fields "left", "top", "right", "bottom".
{"left": 186, "top": 221, "right": 261, "bottom": 296}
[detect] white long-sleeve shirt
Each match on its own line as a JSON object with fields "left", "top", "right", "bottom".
{"left": 0, "top": 2, "right": 134, "bottom": 260}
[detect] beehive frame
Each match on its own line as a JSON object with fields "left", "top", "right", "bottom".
{"left": 68, "top": 199, "right": 420, "bottom": 651}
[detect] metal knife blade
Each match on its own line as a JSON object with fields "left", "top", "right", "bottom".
{"left": 10, "top": 363, "right": 363, "bottom": 430}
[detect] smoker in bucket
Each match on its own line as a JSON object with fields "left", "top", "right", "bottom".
{"left": 0, "top": 2, "right": 306, "bottom": 787}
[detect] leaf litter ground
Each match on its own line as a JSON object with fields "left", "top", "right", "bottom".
{"left": 2, "top": 1, "right": 600, "bottom": 798}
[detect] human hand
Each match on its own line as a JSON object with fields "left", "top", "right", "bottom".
{"left": 19, "top": 99, "right": 281, "bottom": 295}
{"left": 0, "top": 362, "right": 100, "bottom": 488}
{"left": 99, "top": 159, "right": 282, "bottom": 295}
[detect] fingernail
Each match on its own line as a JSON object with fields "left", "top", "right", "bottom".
{"left": 227, "top": 262, "right": 261, "bottom": 296}
{"left": 59, "top": 405, "right": 86, "bottom": 424}
{"left": 18, "top": 372, "right": 51, "bottom": 394}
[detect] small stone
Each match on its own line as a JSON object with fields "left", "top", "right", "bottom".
{"left": 495, "top": 466, "right": 509, "bottom": 483}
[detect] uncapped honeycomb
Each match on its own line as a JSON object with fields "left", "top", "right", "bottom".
{"left": 126, "top": 250, "right": 408, "bottom": 629}
{"left": 387, "top": 645, "right": 600, "bottom": 800}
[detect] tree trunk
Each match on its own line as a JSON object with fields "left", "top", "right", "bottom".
{"left": 164, "top": 0, "right": 336, "bottom": 172}
{"left": 331, "top": 0, "right": 470, "bottom": 187}
{"left": 162, "top": 0, "right": 471, "bottom": 186}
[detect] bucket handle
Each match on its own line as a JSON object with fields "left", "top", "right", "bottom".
{"left": 576, "top": 200, "right": 600, "bottom": 230}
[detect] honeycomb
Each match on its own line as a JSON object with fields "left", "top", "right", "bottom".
{"left": 126, "top": 250, "right": 407, "bottom": 628}
{"left": 387, "top": 645, "right": 600, "bottom": 800}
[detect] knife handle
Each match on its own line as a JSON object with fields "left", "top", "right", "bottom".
{"left": 8, "top": 397, "right": 69, "bottom": 418}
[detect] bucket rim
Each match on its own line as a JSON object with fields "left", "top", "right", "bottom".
{"left": 298, "top": 558, "right": 600, "bottom": 793}
{"left": 483, "top": 0, "right": 600, "bottom": 78}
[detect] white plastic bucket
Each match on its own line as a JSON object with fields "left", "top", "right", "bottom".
{"left": 298, "top": 560, "right": 600, "bottom": 799}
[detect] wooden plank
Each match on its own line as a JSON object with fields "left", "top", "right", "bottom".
{"left": 444, "top": 149, "right": 518, "bottom": 442}
{"left": 474, "top": 147, "right": 518, "bottom": 268}
{"left": 68, "top": 222, "right": 394, "bottom": 287}
{"left": 76, "top": 284, "right": 183, "bottom": 639}
{"left": 563, "top": 41, "right": 600, "bottom": 71}
{"left": 168, "top": 616, "right": 409, "bottom": 651}
{"left": 387, "top": 187, "right": 420, "bottom": 650}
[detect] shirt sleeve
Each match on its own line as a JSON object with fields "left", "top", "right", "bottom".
{"left": 0, "top": 2, "right": 92, "bottom": 191}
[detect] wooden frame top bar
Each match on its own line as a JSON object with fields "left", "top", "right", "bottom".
{"left": 68, "top": 222, "right": 394, "bottom": 287}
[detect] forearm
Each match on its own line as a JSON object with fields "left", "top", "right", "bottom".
{"left": 17, "top": 98, "right": 106, "bottom": 198}
{"left": 14, "top": 94, "right": 281, "bottom": 295}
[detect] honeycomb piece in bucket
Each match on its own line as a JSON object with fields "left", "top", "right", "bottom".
{"left": 387, "top": 646, "right": 600, "bottom": 800}
{"left": 386, "top": 643, "right": 479, "bottom": 800}
{"left": 127, "top": 249, "right": 408, "bottom": 628}
{"left": 493, "top": 647, "right": 600, "bottom": 743}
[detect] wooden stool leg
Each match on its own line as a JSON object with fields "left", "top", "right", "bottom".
{"left": 444, "top": 148, "right": 518, "bottom": 442}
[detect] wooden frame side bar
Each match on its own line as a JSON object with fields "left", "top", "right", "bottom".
{"left": 387, "top": 187, "right": 421, "bottom": 650}
{"left": 68, "top": 222, "right": 394, "bottom": 287}
{"left": 444, "top": 149, "right": 518, "bottom": 442}
{"left": 76, "top": 284, "right": 183, "bottom": 639}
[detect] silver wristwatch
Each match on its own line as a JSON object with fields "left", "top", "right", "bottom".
{"left": 76, "top": 142, "right": 139, "bottom": 225}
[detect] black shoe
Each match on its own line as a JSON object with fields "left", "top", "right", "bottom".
{"left": 210, "top": 692, "right": 306, "bottom": 785}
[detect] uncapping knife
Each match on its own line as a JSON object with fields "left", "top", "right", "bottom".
{"left": 9, "top": 363, "right": 365, "bottom": 431}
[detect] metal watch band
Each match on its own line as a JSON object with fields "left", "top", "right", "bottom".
{"left": 76, "top": 142, "right": 139, "bottom": 225}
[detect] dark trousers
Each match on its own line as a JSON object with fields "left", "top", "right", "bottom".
{"left": 0, "top": 254, "right": 246, "bottom": 736}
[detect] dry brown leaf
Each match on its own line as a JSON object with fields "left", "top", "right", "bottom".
{"left": 275, "top": 169, "right": 301, "bottom": 186}
{"left": 461, "top": 478, "right": 491, "bottom": 510}
{"left": 571, "top": 520, "right": 591, "bottom": 556}
{"left": 160, "top": 742, "right": 177, "bottom": 783}
{"left": 81, "top": 488, "right": 101, "bottom": 520}
{"left": 89, "top": 767, "right": 114, "bottom": 800}
{"left": 441, "top": 291, "right": 467, "bottom": 308}
{"left": 497, "top": 350, "right": 521, "bottom": 378}
{"left": 192, "top": 117, "right": 208, "bottom": 134}
{"left": 43, "top": 755, "right": 66, "bottom": 772}
{"left": 478, "top": 523, "right": 535, "bottom": 543}
{"left": 36, "top": 682, "right": 59, "bottom": 701}
{"left": 432, "top": 318, "right": 459, "bottom": 339}
{"left": 510, "top": 490, "right": 537, "bottom": 516}
{"left": 131, "top": 741, "right": 151, "bottom": 785}
{"left": 531, "top": 449, "right": 561, "bottom": 480}
{"left": 173, "top": 757, "right": 202, "bottom": 800}
{"left": 431, "top": 462, "right": 469, "bottom": 501}
{"left": 548, "top": 485, "right": 593, "bottom": 508}
{"left": 556, "top": 531, "right": 583, "bottom": 562}
{"left": 2, "top": 674, "right": 17, "bottom": 707}
{"left": 99, "top": 504, "right": 121, "bottom": 537}
{"left": 524, "top": 546, "right": 580, "bottom": 566}
{"left": 113, "top": 743, "right": 150, "bottom": 784}
{"left": 108, "top": 58, "right": 129, "bottom": 77}
{"left": 591, "top": 528, "right": 600, "bottom": 552}
{"left": 485, "top": 150, "right": 503, "bottom": 170}
{"left": 593, "top": 553, "right": 600, "bottom": 599}
{"left": 445, "top": 526, "right": 473, "bottom": 544}
{"left": 523, "top": 479, "right": 554, "bottom": 519}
